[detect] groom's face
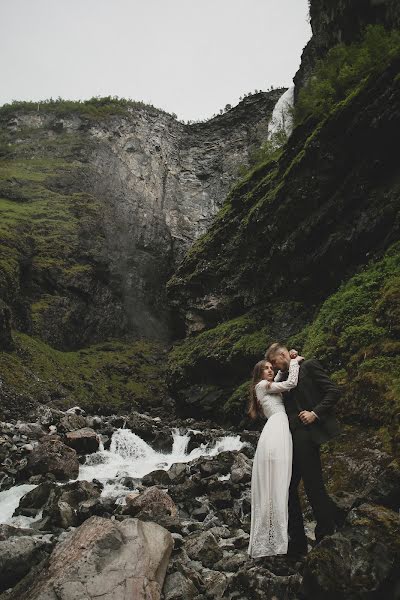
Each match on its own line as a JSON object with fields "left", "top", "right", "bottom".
{"left": 271, "top": 350, "right": 290, "bottom": 371}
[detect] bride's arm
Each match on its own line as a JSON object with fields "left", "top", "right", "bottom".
{"left": 266, "top": 359, "right": 301, "bottom": 393}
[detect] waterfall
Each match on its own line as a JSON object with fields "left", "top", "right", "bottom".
{"left": 0, "top": 428, "right": 244, "bottom": 522}
{"left": 267, "top": 85, "right": 295, "bottom": 143}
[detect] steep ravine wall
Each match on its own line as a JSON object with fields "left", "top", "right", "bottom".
{"left": 0, "top": 90, "right": 282, "bottom": 348}
{"left": 294, "top": 0, "right": 400, "bottom": 94}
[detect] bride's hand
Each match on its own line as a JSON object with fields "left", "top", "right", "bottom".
{"left": 295, "top": 355, "right": 305, "bottom": 363}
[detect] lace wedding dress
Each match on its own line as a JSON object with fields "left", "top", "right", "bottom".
{"left": 247, "top": 359, "right": 300, "bottom": 558}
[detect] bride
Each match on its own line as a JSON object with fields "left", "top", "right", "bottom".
{"left": 247, "top": 352, "right": 303, "bottom": 558}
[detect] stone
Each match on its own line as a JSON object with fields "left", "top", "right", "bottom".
{"left": 65, "top": 427, "right": 100, "bottom": 454}
{"left": 184, "top": 530, "right": 223, "bottom": 568}
{"left": 163, "top": 571, "right": 198, "bottom": 600}
{"left": 6, "top": 516, "right": 173, "bottom": 600}
{"left": 167, "top": 462, "right": 188, "bottom": 484}
{"left": 142, "top": 469, "right": 171, "bottom": 487}
{"left": 125, "top": 486, "right": 177, "bottom": 519}
{"left": 0, "top": 524, "right": 37, "bottom": 541}
{"left": 360, "top": 459, "right": 400, "bottom": 511}
{"left": 201, "top": 569, "right": 228, "bottom": 599}
{"left": 15, "top": 481, "right": 58, "bottom": 512}
{"left": 58, "top": 413, "right": 87, "bottom": 433}
{"left": 24, "top": 438, "right": 79, "bottom": 481}
{"left": 301, "top": 503, "right": 400, "bottom": 599}
{"left": 230, "top": 452, "right": 252, "bottom": 484}
{"left": 0, "top": 535, "right": 52, "bottom": 592}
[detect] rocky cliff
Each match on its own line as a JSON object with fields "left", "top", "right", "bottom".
{"left": 294, "top": 0, "right": 400, "bottom": 95}
{"left": 0, "top": 91, "right": 282, "bottom": 349}
{"left": 166, "top": 9, "right": 400, "bottom": 450}
{"left": 0, "top": 92, "right": 283, "bottom": 418}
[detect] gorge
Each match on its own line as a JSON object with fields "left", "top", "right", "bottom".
{"left": 0, "top": 0, "right": 400, "bottom": 598}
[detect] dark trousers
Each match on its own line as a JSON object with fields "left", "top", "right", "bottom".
{"left": 288, "top": 427, "right": 336, "bottom": 550}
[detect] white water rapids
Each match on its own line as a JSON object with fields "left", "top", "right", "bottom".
{"left": 0, "top": 427, "right": 243, "bottom": 526}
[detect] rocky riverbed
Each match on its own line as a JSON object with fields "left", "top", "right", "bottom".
{"left": 0, "top": 407, "right": 399, "bottom": 599}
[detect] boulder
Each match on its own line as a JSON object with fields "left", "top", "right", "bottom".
{"left": 163, "top": 571, "right": 198, "bottom": 600}
{"left": 142, "top": 469, "right": 171, "bottom": 487}
{"left": 6, "top": 516, "right": 173, "bottom": 600}
{"left": 167, "top": 462, "right": 188, "bottom": 484}
{"left": 230, "top": 452, "right": 252, "bottom": 484}
{"left": 360, "top": 459, "right": 400, "bottom": 511}
{"left": 24, "top": 438, "right": 79, "bottom": 481}
{"left": 0, "top": 524, "right": 37, "bottom": 541}
{"left": 125, "top": 486, "right": 177, "bottom": 519}
{"left": 195, "top": 451, "right": 236, "bottom": 478}
{"left": 301, "top": 503, "right": 400, "bottom": 599}
{"left": 184, "top": 530, "right": 223, "bottom": 568}
{"left": 65, "top": 427, "right": 100, "bottom": 454}
{"left": 226, "top": 564, "right": 302, "bottom": 599}
{"left": 0, "top": 535, "right": 52, "bottom": 592}
{"left": 58, "top": 413, "right": 86, "bottom": 433}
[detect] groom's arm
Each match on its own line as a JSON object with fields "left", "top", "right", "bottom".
{"left": 307, "top": 359, "right": 340, "bottom": 420}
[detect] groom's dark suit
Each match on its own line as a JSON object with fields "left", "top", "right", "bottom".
{"left": 283, "top": 359, "right": 341, "bottom": 552}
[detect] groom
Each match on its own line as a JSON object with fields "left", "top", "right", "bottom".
{"left": 265, "top": 342, "right": 341, "bottom": 556}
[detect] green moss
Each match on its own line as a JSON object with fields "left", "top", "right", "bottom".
{"left": 296, "top": 25, "right": 400, "bottom": 123}
{"left": 297, "top": 242, "right": 400, "bottom": 430}
{"left": 0, "top": 96, "right": 177, "bottom": 121}
{"left": 222, "top": 380, "right": 250, "bottom": 419}
{"left": 168, "top": 311, "right": 271, "bottom": 391}
{"left": 0, "top": 332, "right": 166, "bottom": 416}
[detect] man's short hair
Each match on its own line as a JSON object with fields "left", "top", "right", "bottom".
{"left": 265, "top": 342, "right": 288, "bottom": 361}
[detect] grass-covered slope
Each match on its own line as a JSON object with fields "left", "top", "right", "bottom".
{"left": 0, "top": 119, "right": 127, "bottom": 351}
{"left": 0, "top": 103, "right": 167, "bottom": 418}
{"left": 0, "top": 333, "right": 168, "bottom": 420}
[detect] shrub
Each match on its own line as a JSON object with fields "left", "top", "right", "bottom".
{"left": 296, "top": 25, "right": 400, "bottom": 122}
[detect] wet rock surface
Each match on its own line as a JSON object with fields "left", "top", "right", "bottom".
{"left": 4, "top": 516, "right": 173, "bottom": 600}
{"left": 0, "top": 418, "right": 399, "bottom": 599}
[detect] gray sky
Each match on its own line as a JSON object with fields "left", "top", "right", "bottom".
{"left": 0, "top": 0, "right": 311, "bottom": 122}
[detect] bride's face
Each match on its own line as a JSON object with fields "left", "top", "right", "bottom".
{"left": 262, "top": 362, "right": 274, "bottom": 382}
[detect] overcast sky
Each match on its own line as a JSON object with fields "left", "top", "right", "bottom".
{"left": 0, "top": 0, "right": 311, "bottom": 122}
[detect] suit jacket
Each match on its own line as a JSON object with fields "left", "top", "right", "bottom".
{"left": 283, "top": 358, "right": 341, "bottom": 445}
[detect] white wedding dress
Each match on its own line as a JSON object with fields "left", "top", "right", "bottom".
{"left": 247, "top": 359, "right": 300, "bottom": 558}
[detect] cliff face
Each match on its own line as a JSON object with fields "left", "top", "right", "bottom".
{"left": 167, "top": 58, "right": 400, "bottom": 334}
{"left": 166, "top": 8, "right": 400, "bottom": 439}
{"left": 294, "top": 0, "right": 400, "bottom": 95}
{"left": 0, "top": 90, "right": 282, "bottom": 349}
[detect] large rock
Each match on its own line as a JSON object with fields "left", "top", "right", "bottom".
{"left": 360, "top": 459, "right": 400, "bottom": 512}
{"left": 184, "top": 530, "right": 223, "bottom": 568}
{"left": 124, "top": 486, "right": 178, "bottom": 530}
{"left": 65, "top": 427, "right": 100, "bottom": 454}
{"left": 7, "top": 516, "right": 173, "bottom": 600}
{"left": 163, "top": 571, "right": 198, "bottom": 600}
{"left": 15, "top": 480, "right": 102, "bottom": 529}
{"left": 0, "top": 535, "right": 52, "bottom": 592}
{"left": 301, "top": 503, "right": 400, "bottom": 599}
{"left": 230, "top": 452, "right": 252, "bottom": 484}
{"left": 24, "top": 438, "right": 79, "bottom": 481}
{"left": 58, "top": 414, "right": 87, "bottom": 433}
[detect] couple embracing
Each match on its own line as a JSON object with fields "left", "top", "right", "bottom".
{"left": 247, "top": 343, "right": 341, "bottom": 559}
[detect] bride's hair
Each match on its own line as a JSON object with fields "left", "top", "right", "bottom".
{"left": 248, "top": 360, "right": 268, "bottom": 420}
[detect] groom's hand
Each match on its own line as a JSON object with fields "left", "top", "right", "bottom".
{"left": 299, "top": 410, "right": 317, "bottom": 425}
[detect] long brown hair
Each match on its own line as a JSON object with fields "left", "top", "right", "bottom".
{"left": 248, "top": 359, "right": 269, "bottom": 420}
